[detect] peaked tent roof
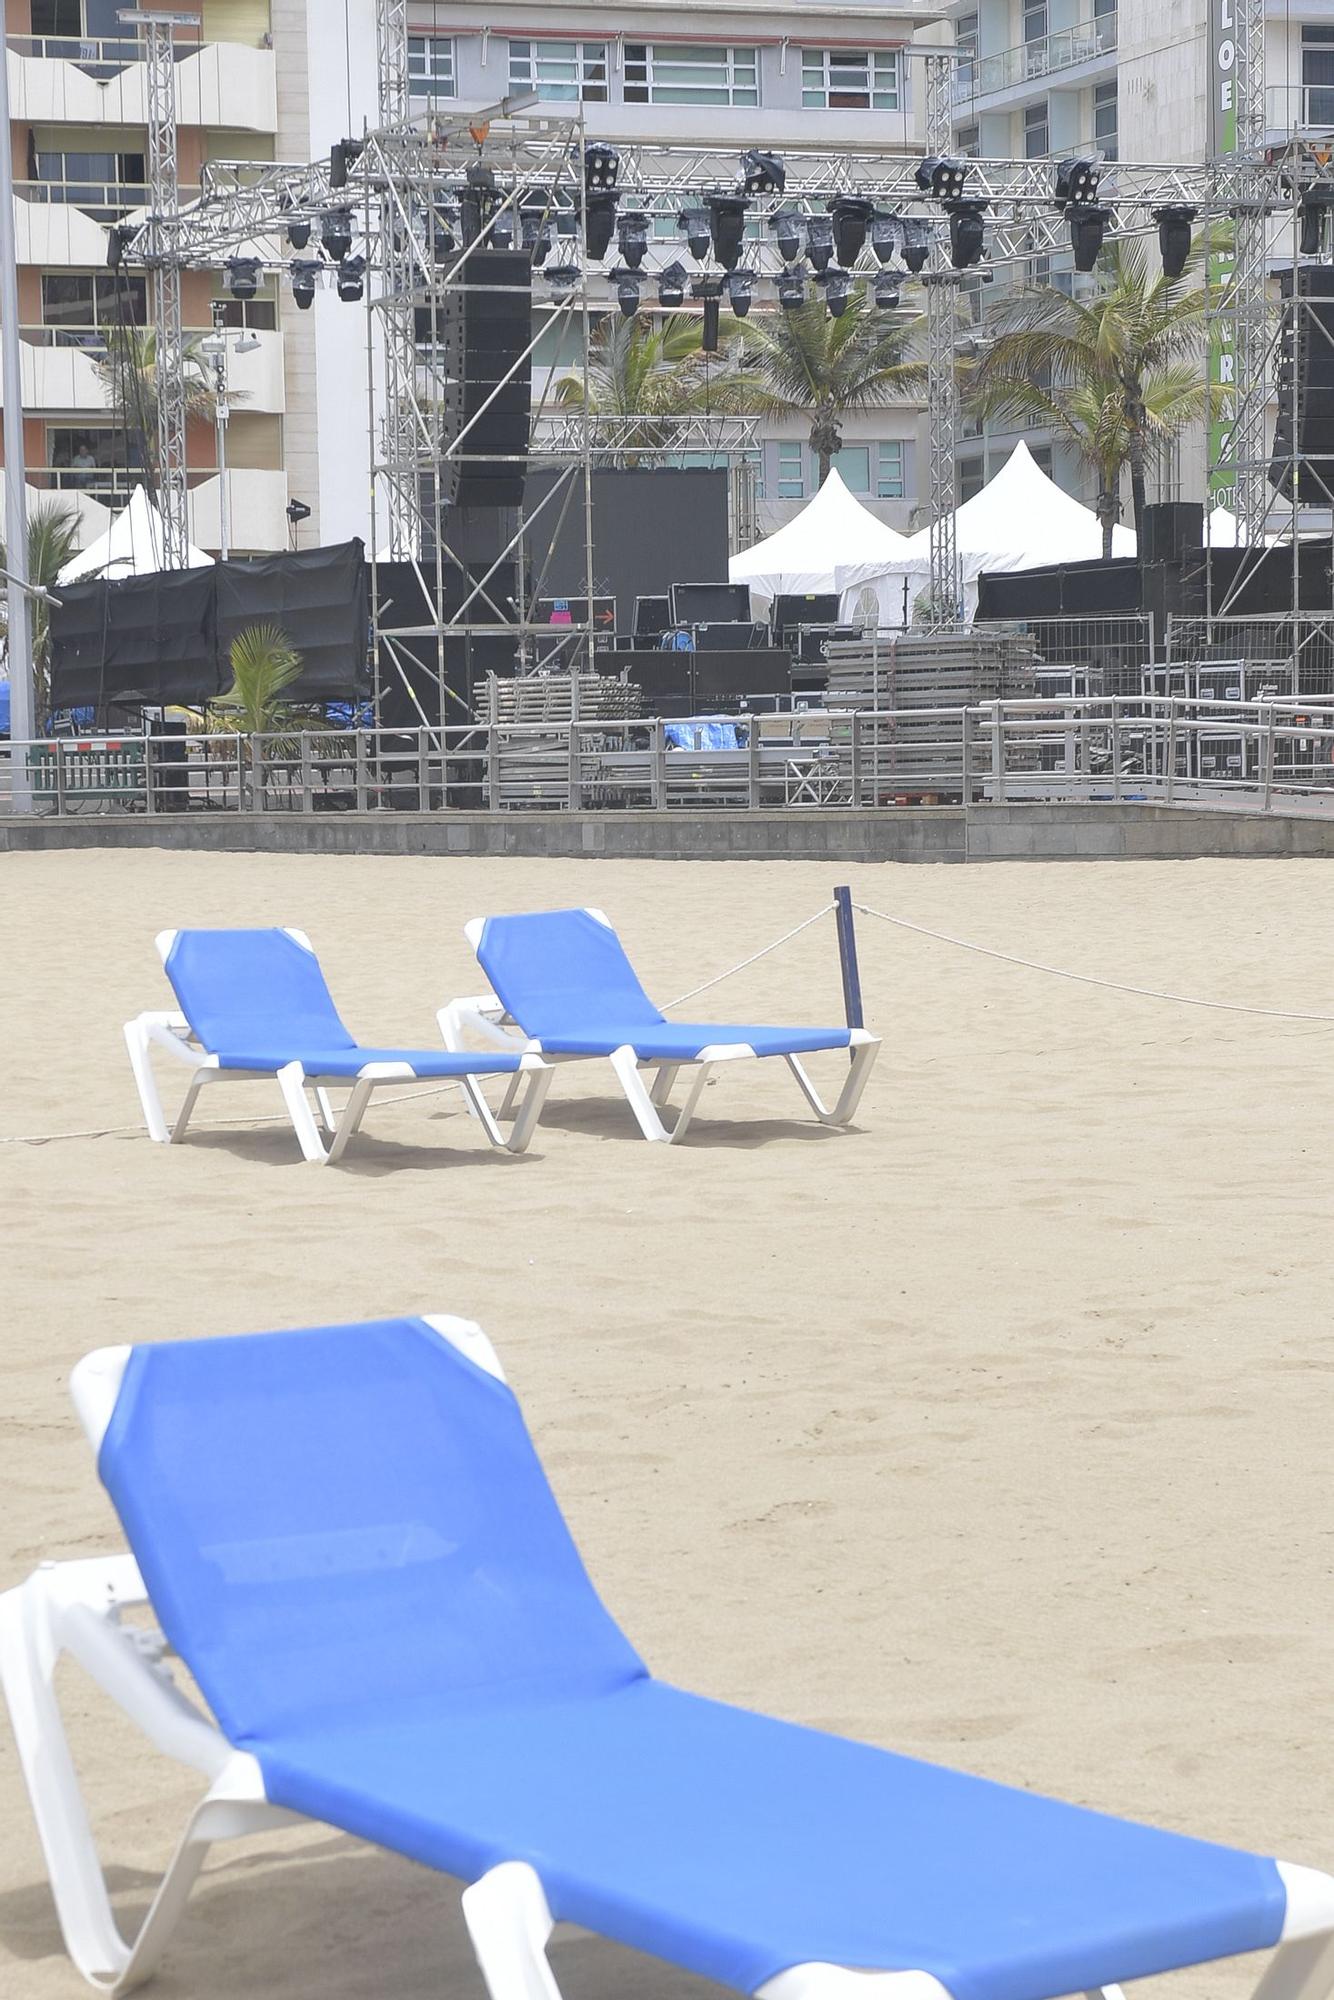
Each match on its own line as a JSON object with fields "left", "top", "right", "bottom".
{"left": 898, "top": 441, "right": 1137, "bottom": 564}
{"left": 57, "top": 484, "right": 214, "bottom": 585}
{"left": 729, "top": 469, "right": 912, "bottom": 608}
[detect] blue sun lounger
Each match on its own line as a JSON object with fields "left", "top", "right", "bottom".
{"left": 124, "top": 928, "right": 552, "bottom": 1164}
{"left": 439, "top": 907, "right": 880, "bottom": 1142}
{"left": 4, "top": 1314, "right": 1330, "bottom": 1999}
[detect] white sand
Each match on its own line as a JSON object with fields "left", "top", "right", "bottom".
{"left": 1, "top": 849, "right": 1332, "bottom": 2000}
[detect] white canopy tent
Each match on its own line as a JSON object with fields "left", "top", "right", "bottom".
{"left": 835, "top": 442, "right": 1137, "bottom": 627}
{"left": 729, "top": 469, "right": 911, "bottom": 615}
{"left": 57, "top": 485, "right": 214, "bottom": 585}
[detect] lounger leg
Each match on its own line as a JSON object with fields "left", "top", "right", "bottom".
{"left": 785, "top": 1038, "right": 880, "bottom": 1128}
{"left": 650, "top": 1064, "right": 679, "bottom": 1107}
{"left": 168, "top": 1069, "right": 212, "bottom": 1144}
{"left": 463, "top": 1862, "right": 566, "bottom": 2000}
{"left": 312, "top": 1087, "right": 338, "bottom": 1136}
{"left": 498, "top": 1069, "right": 524, "bottom": 1119}
{"left": 276, "top": 1063, "right": 328, "bottom": 1164}
{"left": 609, "top": 1048, "right": 711, "bottom": 1143}
{"left": 1250, "top": 1934, "right": 1334, "bottom": 2000}
{"left": 123, "top": 1019, "right": 170, "bottom": 1144}
{"left": 325, "top": 1077, "right": 377, "bottom": 1165}
{"left": 460, "top": 1064, "right": 554, "bottom": 1155}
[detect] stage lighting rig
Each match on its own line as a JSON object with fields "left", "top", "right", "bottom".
{"left": 822, "top": 267, "right": 852, "bottom": 318}
{"left": 225, "top": 256, "right": 260, "bottom": 301}
{"left": 777, "top": 269, "right": 807, "bottom": 310}
{"left": 805, "top": 213, "right": 834, "bottom": 273}
{"left": 706, "top": 193, "right": 750, "bottom": 270}
{"left": 692, "top": 276, "right": 723, "bottom": 351}
{"left": 546, "top": 263, "right": 580, "bottom": 302}
{"left": 1054, "top": 157, "right": 1101, "bottom": 205}
{"left": 1067, "top": 204, "right": 1111, "bottom": 271}
{"left": 870, "top": 213, "right": 901, "bottom": 266}
{"left": 612, "top": 268, "right": 641, "bottom": 318}
{"left": 616, "top": 210, "right": 650, "bottom": 269}
{"left": 520, "top": 203, "right": 552, "bottom": 265}
{"left": 286, "top": 217, "right": 311, "bottom": 250}
{"left": 725, "top": 269, "right": 754, "bottom": 317}
{"left": 915, "top": 157, "right": 968, "bottom": 202}
{"left": 657, "top": 260, "right": 688, "bottom": 307}
{"left": 584, "top": 191, "right": 619, "bottom": 260}
{"left": 584, "top": 142, "right": 619, "bottom": 191}
{"left": 336, "top": 254, "right": 365, "bottom": 303}
{"left": 740, "top": 149, "right": 785, "bottom": 194}
{"left": 770, "top": 210, "right": 804, "bottom": 264}
{"left": 947, "top": 202, "right": 988, "bottom": 270}
{"left": 874, "top": 272, "right": 902, "bottom": 310}
{"left": 830, "top": 195, "right": 875, "bottom": 267}
{"left": 320, "top": 208, "right": 353, "bottom": 262}
{"left": 288, "top": 258, "right": 322, "bottom": 310}
{"left": 899, "top": 217, "right": 932, "bottom": 273}
{"left": 679, "top": 206, "right": 712, "bottom": 260}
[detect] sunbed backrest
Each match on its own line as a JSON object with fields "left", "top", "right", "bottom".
{"left": 476, "top": 910, "right": 664, "bottom": 1038}
{"left": 98, "top": 1320, "right": 646, "bottom": 1745}
{"left": 164, "top": 929, "right": 355, "bottom": 1058}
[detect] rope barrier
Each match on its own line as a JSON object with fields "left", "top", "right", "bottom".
{"left": 852, "top": 900, "right": 1334, "bottom": 1023}
{"left": 662, "top": 904, "right": 836, "bottom": 1009}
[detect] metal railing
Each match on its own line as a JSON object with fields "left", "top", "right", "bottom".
{"left": 5, "top": 32, "right": 198, "bottom": 65}
{"left": 7, "top": 697, "right": 1334, "bottom": 821}
{"left": 1265, "top": 84, "right": 1334, "bottom": 133}
{"left": 954, "top": 16, "right": 1117, "bottom": 103}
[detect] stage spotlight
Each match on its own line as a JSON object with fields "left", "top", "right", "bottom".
{"left": 657, "top": 259, "right": 688, "bottom": 308}
{"left": 914, "top": 156, "right": 968, "bottom": 201}
{"left": 740, "top": 148, "right": 785, "bottom": 194}
{"left": 546, "top": 262, "right": 580, "bottom": 302}
{"left": 725, "top": 268, "right": 753, "bottom": 317}
{"left": 584, "top": 142, "right": 619, "bottom": 191}
{"left": 870, "top": 213, "right": 901, "bottom": 266}
{"left": 805, "top": 213, "right": 834, "bottom": 273}
{"left": 613, "top": 268, "right": 641, "bottom": 319}
{"left": 822, "top": 266, "right": 852, "bottom": 318}
{"left": 286, "top": 216, "right": 312, "bottom": 250}
{"left": 520, "top": 206, "right": 551, "bottom": 265}
{"left": 900, "top": 216, "right": 932, "bottom": 273}
{"left": 489, "top": 208, "right": 516, "bottom": 250}
{"left": 288, "top": 258, "right": 323, "bottom": 310}
{"left": 1054, "top": 157, "right": 1101, "bottom": 205}
{"left": 947, "top": 201, "right": 987, "bottom": 270}
{"left": 225, "top": 256, "right": 260, "bottom": 301}
{"left": 431, "top": 210, "right": 458, "bottom": 261}
{"left": 336, "top": 254, "right": 366, "bottom": 303}
{"left": 1152, "top": 205, "right": 1197, "bottom": 279}
{"left": 584, "top": 190, "right": 619, "bottom": 260}
{"left": 555, "top": 208, "right": 579, "bottom": 239}
{"left": 679, "top": 206, "right": 712, "bottom": 260}
{"left": 771, "top": 210, "right": 804, "bottom": 263}
{"left": 329, "top": 137, "right": 363, "bottom": 190}
{"left": 692, "top": 276, "right": 723, "bottom": 352}
{"left": 320, "top": 208, "right": 353, "bottom": 262}
{"left": 1298, "top": 184, "right": 1334, "bottom": 258}
{"left": 830, "top": 195, "right": 875, "bottom": 267}
{"left": 706, "top": 193, "right": 750, "bottom": 270}
{"left": 874, "top": 271, "right": 902, "bottom": 310}
{"left": 617, "top": 209, "right": 649, "bottom": 269}
{"left": 1066, "top": 203, "right": 1110, "bottom": 273}
{"left": 777, "top": 269, "right": 806, "bottom": 310}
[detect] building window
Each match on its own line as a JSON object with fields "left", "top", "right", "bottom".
{"left": 801, "top": 48, "right": 900, "bottom": 111}
{"left": 956, "top": 13, "right": 978, "bottom": 85}
{"left": 508, "top": 40, "right": 609, "bottom": 102}
{"left": 45, "top": 426, "right": 130, "bottom": 506}
{"left": 957, "top": 123, "right": 980, "bottom": 157}
{"left": 877, "top": 442, "right": 906, "bottom": 499}
{"left": 1023, "top": 0, "right": 1047, "bottom": 45}
{"left": 1094, "top": 80, "right": 1118, "bottom": 160}
{"left": 1024, "top": 101, "right": 1049, "bottom": 157}
{"left": 623, "top": 43, "right": 759, "bottom": 107}
{"left": 959, "top": 454, "right": 985, "bottom": 503}
{"left": 41, "top": 272, "right": 146, "bottom": 343}
{"left": 823, "top": 445, "right": 871, "bottom": 493}
{"left": 1029, "top": 444, "right": 1053, "bottom": 478}
{"left": 31, "top": 147, "right": 147, "bottom": 219}
{"left": 407, "top": 35, "right": 455, "bottom": 99}
{"left": 1303, "top": 26, "right": 1334, "bottom": 124}
{"left": 776, "top": 441, "right": 805, "bottom": 499}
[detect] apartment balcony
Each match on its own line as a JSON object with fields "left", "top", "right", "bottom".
{"left": 18, "top": 468, "right": 290, "bottom": 554}
{"left": 1265, "top": 83, "right": 1334, "bottom": 140}
{"left": 4, "top": 35, "right": 277, "bottom": 133}
{"left": 953, "top": 16, "right": 1117, "bottom": 113}
{"left": 0, "top": 326, "right": 286, "bottom": 417}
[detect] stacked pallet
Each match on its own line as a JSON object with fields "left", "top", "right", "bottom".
{"left": 484, "top": 672, "right": 642, "bottom": 726}
{"left": 485, "top": 671, "right": 642, "bottom": 808}
{"left": 823, "top": 632, "right": 1039, "bottom": 800}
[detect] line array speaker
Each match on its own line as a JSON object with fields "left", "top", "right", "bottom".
{"left": 1269, "top": 264, "right": 1334, "bottom": 504}
{"left": 440, "top": 248, "right": 531, "bottom": 510}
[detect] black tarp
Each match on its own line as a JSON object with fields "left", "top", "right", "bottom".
{"left": 49, "top": 540, "right": 368, "bottom": 710}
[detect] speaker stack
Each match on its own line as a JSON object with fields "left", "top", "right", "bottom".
{"left": 1269, "top": 265, "right": 1334, "bottom": 504}
{"left": 441, "top": 246, "right": 531, "bottom": 510}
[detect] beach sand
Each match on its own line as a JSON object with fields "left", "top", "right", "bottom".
{"left": 1, "top": 848, "right": 1332, "bottom": 2000}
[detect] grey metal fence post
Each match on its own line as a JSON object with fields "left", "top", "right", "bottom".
{"left": 354, "top": 731, "right": 369, "bottom": 813}
{"left": 567, "top": 721, "right": 580, "bottom": 812}
{"left": 1111, "top": 699, "right": 1122, "bottom": 802}
{"left": 849, "top": 710, "right": 862, "bottom": 807}
{"left": 300, "top": 732, "right": 314, "bottom": 814}
{"left": 1165, "top": 700, "right": 1178, "bottom": 804}
{"left": 651, "top": 717, "right": 666, "bottom": 811}
{"left": 991, "top": 702, "right": 1005, "bottom": 803}
{"left": 485, "top": 724, "right": 500, "bottom": 813}
{"left": 747, "top": 717, "right": 760, "bottom": 809}
{"left": 54, "top": 740, "right": 68, "bottom": 817}
{"left": 1261, "top": 703, "right": 1276, "bottom": 810}
{"left": 960, "top": 704, "right": 972, "bottom": 806}
{"left": 142, "top": 729, "right": 156, "bottom": 816}
{"left": 417, "top": 728, "right": 430, "bottom": 811}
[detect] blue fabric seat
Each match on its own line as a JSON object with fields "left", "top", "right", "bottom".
{"left": 474, "top": 909, "right": 851, "bottom": 1060}
{"left": 98, "top": 1317, "right": 1288, "bottom": 2000}
{"left": 165, "top": 929, "right": 522, "bottom": 1077}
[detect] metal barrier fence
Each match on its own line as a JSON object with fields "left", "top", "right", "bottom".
{"left": 6, "top": 699, "right": 1334, "bottom": 818}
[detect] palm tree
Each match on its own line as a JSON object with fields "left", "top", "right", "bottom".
{"left": 94, "top": 327, "right": 229, "bottom": 475}
{"left": 962, "top": 237, "right": 1222, "bottom": 555}
{"left": 554, "top": 312, "right": 708, "bottom": 460}
{"left": 0, "top": 500, "right": 83, "bottom": 722}
{"left": 212, "top": 624, "right": 303, "bottom": 734}
{"left": 710, "top": 285, "right": 925, "bottom": 485}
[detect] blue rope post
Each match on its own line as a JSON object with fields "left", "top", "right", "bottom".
{"left": 833, "top": 885, "right": 864, "bottom": 1045}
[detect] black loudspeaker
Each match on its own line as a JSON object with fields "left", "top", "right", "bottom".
{"left": 441, "top": 248, "right": 531, "bottom": 509}
{"left": 1269, "top": 265, "right": 1334, "bottom": 503}
{"left": 1140, "top": 502, "right": 1203, "bottom": 564}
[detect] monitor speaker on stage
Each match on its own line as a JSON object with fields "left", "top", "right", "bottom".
{"left": 1269, "top": 265, "right": 1334, "bottom": 504}
{"left": 442, "top": 247, "right": 531, "bottom": 509}
{"left": 1140, "top": 502, "right": 1203, "bottom": 564}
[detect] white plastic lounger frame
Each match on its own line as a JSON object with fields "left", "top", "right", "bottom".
{"left": 124, "top": 930, "right": 552, "bottom": 1165}
{"left": 439, "top": 910, "right": 880, "bottom": 1145}
{"left": 5, "top": 1326, "right": 1334, "bottom": 2000}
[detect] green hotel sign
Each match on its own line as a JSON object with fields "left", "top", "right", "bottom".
{"left": 1207, "top": 0, "right": 1239, "bottom": 504}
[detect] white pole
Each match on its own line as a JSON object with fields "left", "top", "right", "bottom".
{"left": 0, "top": 34, "right": 36, "bottom": 808}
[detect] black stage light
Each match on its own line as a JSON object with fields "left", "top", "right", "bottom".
{"left": 432, "top": 209, "right": 458, "bottom": 260}
{"left": 771, "top": 210, "right": 804, "bottom": 263}
{"left": 226, "top": 256, "right": 260, "bottom": 301}
{"left": 822, "top": 266, "right": 852, "bottom": 317}
{"left": 460, "top": 165, "right": 497, "bottom": 247}
{"left": 915, "top": 156, "right": 968, "bottom": 201}
{"left": 805, "top": 213, "right": 834, "bottom": 273}
{"left": 777, "top": 269, "right": 806, "bottom": 310}
{"left": 286, "top": 216, "right": 312, "bottom": 250}
{"left": 555, "top": 208, "right": 579, "bottom": 239}
{"left": 706, "top": 193, "right": 750, "bottom": 270}
{"left": 584, "top": 190, "right": 619, "bottom": 260}
{"left": 1054, "top": 157, "right": 1101, "bottom": 206}
{"left": 830, "top": 195, "right": 875, "bottom": 267}
{"left": 874, "top": 272, "right": 902, "bottom": 309}
{"left": 692, "top": 276, "right": 723, "bottom": 351}
{"left": 870, "top": 212, "right": 901, "bottom": 266}
{"left": 320, "top": 208, "right": 353, "bottom": 262}
{"left": 329, "top": 137, "right": 363, "bottom": 190}
{"left": 584, "top": 142, "right": 619, "bottom": 191}
{"left": 617, "top": 210, "right": 649, "bottom": 269}
{"left": 657, "top": 259, "right": 688, "bottom": 307}
{"left": 489, "top": 209, "right": 516, "bottom": 250}
{"left": 521, "top": 210, "right": 551, "bottom": 265}
{"left": 1066, "top": 203, "right": 1110, "bottom": 272}
{"left": 725, "top": 268, "right": 753, "bottom": 317}
{"left": 336, "top": 254, "right": 366, "bottom": 303}
{"left": 947, "top": 201, "right": 988, "bottom": 271}
{"left": 546, "top": 262, "right": 580, "bottom": 302}
{"left": 900, "top": 216, "right": 932, "bottom": 273}
{"left": 288, "top": 258, "right": 322, "bottom": 310}
{"left": 1299, "top": 184, "right": 1334, "bottom": 258}
{"left": 740, "top": 148, "right": 785, "bottom": 194}
{"left": 680, "top": 206, "right": 712, "bottom": 260}
{"left": 613, "top": 268, "right": 641, "bottom": 318}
